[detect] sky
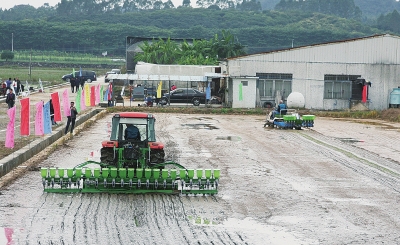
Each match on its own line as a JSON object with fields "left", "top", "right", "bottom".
{"left": 0, "top": 0, "right": 61, "bottom": 10}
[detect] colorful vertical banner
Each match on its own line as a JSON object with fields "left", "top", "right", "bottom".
{"left": 20, "top": 97, "right": 30, "bottom": 136}
{"left": 4, "top": 228, "right": 14, "bottom": 245}
{"left": 100, "top": 85, "right": 104, "bottom": 101}
{"left": 75, "top": 88, "right": 81, "bottom": 112}
{"left": 104, "top": 89, "right": 109, "bottom": 101}
{"left": 72, "top": 68, "right": 76, "bottom": 77}
{"left": 90, "top": 86, "right": 96, "bottom": 106}
{"left": 51, "top": 92, "right": 61, "bottom": 122}
{"left": 157, "top": 81, "right": 162, "bottom": 98}
{"left": 239, "top": 82, "right": 243, "bottom": 101}
{"left": 362, "top": 85, "right": 367, "bottom": 103}
{"left": 95, "top": 84, "right": 100, "bottom": 104}
{"left": 35, "top": 101, "right": 44, "bottom": 136}
{"left": 108, "top": 82, "right": 113, "bottom": 101}
{"left": 79, "top": 67, "right": 82, "bottom": 77}
{"left": 43, "top": 101, "right": 52, "bottom": 134}
{"left": 62, "top": 89, "right": 71, "bottom": 117}
{"left": 5, "top": 106, "right": 16, "bottom": 148}
{"left": 85, "top": 84, "right": 91, "bottom": 106}
{"left": 81, "top": 89, "right": 86, "bottom": 111}
{"left": 206, "top": 82, "right": 211, "bottom": 100}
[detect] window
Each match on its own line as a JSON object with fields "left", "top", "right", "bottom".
{"left": 256, "top": 73, "right": 292, "bottom": 99}
{"left": 241, "top": 81, "right": 248, "bottom": 86}
{"left": 324, "top": 75, "right": 359, "bottom": 99}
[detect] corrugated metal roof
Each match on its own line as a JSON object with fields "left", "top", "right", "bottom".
{"left": 106, "top": 74, "right": 208, "bottom": 81}
{"left": 227, "top": 33, "right": 396, "bottom": 60}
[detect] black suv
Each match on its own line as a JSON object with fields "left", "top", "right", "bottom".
{"left": 62, "top": 70, "right": 97, "bottom": 83}
{"left": 160, "top": 88, "right": 206, "bottom": 106}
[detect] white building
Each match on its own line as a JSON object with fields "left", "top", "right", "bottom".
{"left": 223, "top": 34, "right": 400, "bottom": 110}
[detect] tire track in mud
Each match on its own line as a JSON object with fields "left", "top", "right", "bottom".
{"left": 286, "top": 130, "right": 400, "bottom": 193}
{"left": 14, "top": 114, "right": 400, "bottom": 244}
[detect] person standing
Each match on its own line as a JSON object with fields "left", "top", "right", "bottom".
{"left": 6, "top": 88, "right": 15, "bottom": 109}
{"left": 49, "top": 99, "right": 57, "bottom": 125}
{"left": 5, "top": 78, "right": 12, "bottom": 91}
{"left": 12, "top": 78, "right": 17, "bottom": 94}
{"left": 65, "top": 102, "right": 78, "bottom": 134}
{"left": 75, "top": 77, "right": 80, "bottom": 92}
{"left": 80, "top": 77, "right": 85, "bottom": 90}
{"left": 16, "top": 77, "right": 21, "bottom": 95}
{"left": 70, "top": 78, "right": 75, "bottom": 93}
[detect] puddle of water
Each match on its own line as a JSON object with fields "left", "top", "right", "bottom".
{"left": 181, "top": 124, "right": 218, "bottom": 130}
{"left": 216, "top": 136, "right": 241, "bottom": 141}
{"left": 338, "top": 138, "right": 364, "bottom": 143}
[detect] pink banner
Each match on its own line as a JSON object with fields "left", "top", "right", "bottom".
{"left": 80, "top": 89, "right": 86, "bottom": 110}
{"left": 95, "top": 84, "right": 100, "bottom": 104}
{"left": 20, "top": 97, "right": 30, "bottom": 136}
{"left": 62, "top": 89, "right": 71, "bottom": 117}
{"left": 108, "top": 83, "right": 112, "bottom": 100}
{"left": 4, "top": 227, "right": 14, "bottom": 245}
{"left": 90, "top": 86, "right": 96, "bottom": 106}
{"left": 51, "top": 92, "right": 62, "bottom": 122}
{"left": 5, "top": 106, "right": 16, "bottom": 148}
{"left": 35, "top": 101, "right": 44, "bottom": 136}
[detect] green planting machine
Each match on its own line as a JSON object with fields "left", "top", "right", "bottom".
{"left": 264, "top": 109, "right": 315, "bottom": 129}
{"left": 40, "top": 112, "right": 220, "bottom": 195}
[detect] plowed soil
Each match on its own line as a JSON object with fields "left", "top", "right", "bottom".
{"left": 1, "top": 112, "right": 400, "bottom": 244}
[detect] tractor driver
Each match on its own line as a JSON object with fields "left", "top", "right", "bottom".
{"left": 271, "top": 100, "right": 287, "bottom": 119}
{"left": 124, "top": 124, "right": 140, "bottom": 141}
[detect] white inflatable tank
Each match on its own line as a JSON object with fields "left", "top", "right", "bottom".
{"left": 287, "top": 92, "right": 305, "bottom": 108}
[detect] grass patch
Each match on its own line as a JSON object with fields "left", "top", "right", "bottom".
{"left": 0, "top": 66, "right": 110, "bottom": 84}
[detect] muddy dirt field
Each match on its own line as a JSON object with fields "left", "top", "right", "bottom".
{"left": 1, "top": 113, "right": 400, "bottom": 244}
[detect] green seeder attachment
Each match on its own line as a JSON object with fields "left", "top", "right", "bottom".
{"left": 40, "top": 161, "right": 220, "bottom": 195}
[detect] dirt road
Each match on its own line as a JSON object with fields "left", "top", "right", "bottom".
{"left": 1, "top": 113, "right": 400, "bottom": 244}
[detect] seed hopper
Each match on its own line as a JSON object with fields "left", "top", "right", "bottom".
{"left": 264, "top": 109, "right": 315, "bottom": 129}
{"left": 40, "top": 112, "right": 219, "bottom": 195}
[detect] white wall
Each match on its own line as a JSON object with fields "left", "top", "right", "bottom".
{"left": 231, "top": 78, "right": 257, "bottom": 108}
{"left": 227, "top": 35, "right": 400, "bottom": 110}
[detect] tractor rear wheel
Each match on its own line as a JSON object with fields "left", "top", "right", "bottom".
{"left": 150, "top": 149, "right": 165, "bottom": 163}
{"left": 100, "top": 147, "right": 114, "bottom": 165}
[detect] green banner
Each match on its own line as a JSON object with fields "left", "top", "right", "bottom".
{"left": 239, "top": 82, "right": 243, "bottom": 101}
{"left": 75, "top": 88, "right": 81, "bottom": 112}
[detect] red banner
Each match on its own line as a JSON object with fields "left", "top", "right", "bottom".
{"left": 90, "top": 86, "right": 96, "bottom": 106}
{"left": 51, "top": 92, "right": 62, "bottom": 121}
{"left": 20, "top": 97, "right": 30, "bottom": 136}
{"left": 362, "top": 85, "right": 367, "bottom": 103}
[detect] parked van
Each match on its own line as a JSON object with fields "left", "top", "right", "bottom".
{"left": 62, "top": 70, "right": 97, "bottom": 83}
{"left": 105, "top": 69, "right": 121, "bottom": 83}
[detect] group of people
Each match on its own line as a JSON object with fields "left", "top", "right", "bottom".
{"left": 1, "top": 77, "right": 24, "bottom": 96}
{"left": 2, "top": 77, "right": 25, "bottom": 109}
{"left": 69, "top": 77, "right": 85, "bottom": 93}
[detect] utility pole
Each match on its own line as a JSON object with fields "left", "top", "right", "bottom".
{"left": 12, "top": 33, "right": 14, "bottom": 52}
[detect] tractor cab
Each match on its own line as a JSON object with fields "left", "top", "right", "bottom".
{"left": 101, "top": 113, "right": 163, "bottom": 168}
{"left": 110, "top": 114, "right": 156, "bottom": 145}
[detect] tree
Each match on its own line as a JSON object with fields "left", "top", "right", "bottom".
{"left": 134, "top": 30, "right": 245, "bottom": 65}
{"left": 182, "top": 0, "right": 191, "bottom": 7}
{"left": 1, "top": 50, "right": 14, "bottom": 61}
